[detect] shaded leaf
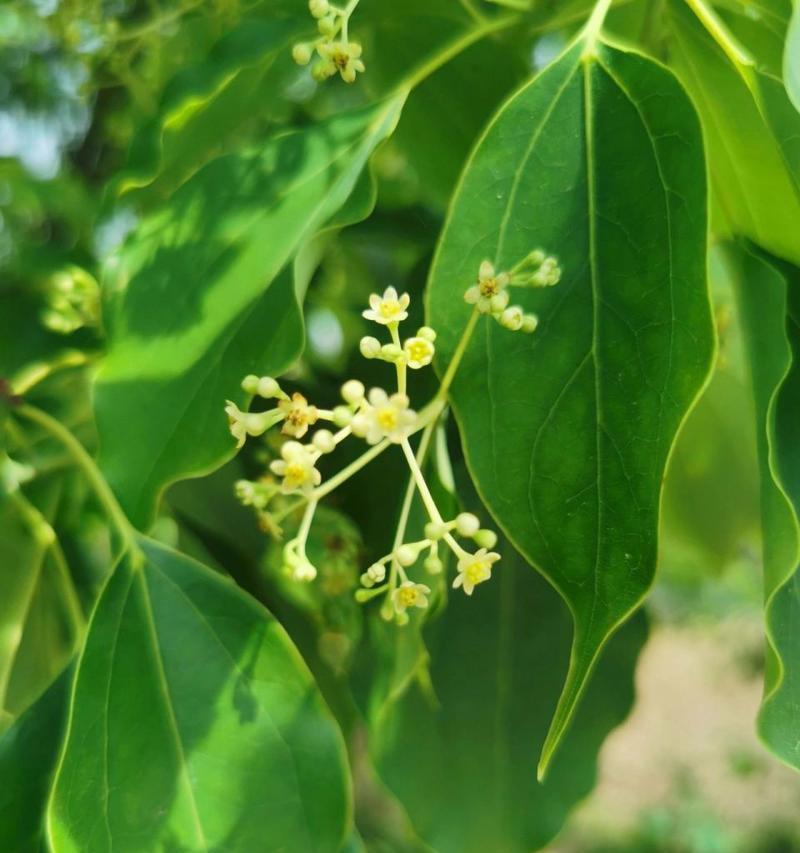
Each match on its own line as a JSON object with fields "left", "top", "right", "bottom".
{"left": 0, "top": 667, "right": 71, "bottom": 853}
{"left": 372, "top": 541, "right": 647, "bottom": 853}
{"left": 94, "top": 95, "right": 405, "bottom": 528}
{"left": 726, "top": 243, "right": 800, "bottom": 771}
{"left": 427, "top": 38, "right": 713, "bottom": 774}
{"left": 48, "top": 536, "right": 351, "bottom": 852}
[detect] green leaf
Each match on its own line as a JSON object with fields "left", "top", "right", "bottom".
{"left": 427, "top": 38, "right": 713, "bottom": 776}
{"left": 372, "top": 542, "right": 647, "bottom": 853}
{"left": 787, "top": 1, "right": 800, "bottom": 112}
{"left": 118, "top": 6, "right": 308, "bottom": 203}
{"left": 726, "top": 243, "right": 800, "bottom": 771}
{"left": 0, "top": 478, "right": 81, "bottom": 720}
{"left": 667, "top": 0, "right": 800, "bottom": 265}
{"left": 94, "top": 95, "right": 405, "bottom": 529}
{"left": 48, "top": 536, "right": 351, "bottom": 852}
{"left": 0, "top": 667, "right": 71, "bottom": 853}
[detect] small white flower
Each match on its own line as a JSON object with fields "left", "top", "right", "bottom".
{"left": 362, "top": 286, "right": 410, "bottom": 325}
{"left": 392, "top": 581, "right": 431, "bottom": 614}
{"left": 351, "top": 388, "right": 417, "bottom": 444}
{"left": 269, "top": 441, "right": 321, "bottom": 494}
{"left": 453, "top": 548, "right": 500, "bottom": 596}
{"left": 403, "top": 336, "right": 435, "bottom": 369}
{"left": 225, "top": 401, "right": 273, "bottom": 448}
{"left": 464, "top": 260, "right": 510, "bottom": 314}
{"left": 315, "top": 40, "right": 365, "bottom": 84}
{"left": 278, "top": 392, "right": 319, "bottom": 438}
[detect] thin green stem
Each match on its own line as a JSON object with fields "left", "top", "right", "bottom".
{"left": 683, "top": 0, "right": 753, "bottom": 69}
{"left": 296, "top": 499, "right": 318, "bottom": 553}
{"left": 312, "top": 438, "right": 391, "bottom": 500}
{"left": 582, "top": 0, "right": 613, "bottom": 53}
{"left": 438, "top": 308, "right": 480, "bottom": 397}
{"left": 12, "top": 350, "right": 91, "bottom": 396}
{"left": 389, "top": 323, "right": 406, "bottom": 395}
{"left": 15, "top": 405, "right": 139, "bottom": 557}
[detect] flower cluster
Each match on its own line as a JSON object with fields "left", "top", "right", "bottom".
{"left": 464, "top": 250, "right": 561, "bottom": 332}
{"left": 42, "top": 266, "right": 100, "bottom": 335}
{"left": 292, "top": 0, "right": 365, "bottom": 84}
{"left": 225, "top": 249, "right": 561, "bottom": 626}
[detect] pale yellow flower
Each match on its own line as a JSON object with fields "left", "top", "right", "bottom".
{"left": 269, "top": 441, "right": 321, "bottom": 494}
{"left": 403, "top": 336, "right": 435, "bottom": 369}
{"left": 362, "top": 286, "right": 410, "bottom": 325}
{"left": 392, "top": 581, "right": 431, "bottom": 614}
{"left": 279, "top": 392, "right": 319, "bottom": 438}
{"left": 453, "top": 548, "right": 500, "bottom": 595}
{"left": 350, "top": 388, "right": 417, "bottom": 444}
{"left": 464, "top": 260, "right": 510, "bottom": 314}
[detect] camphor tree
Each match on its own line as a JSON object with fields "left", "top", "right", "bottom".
{"left": 1, "top": 0, "right": 799, "bottom": 849}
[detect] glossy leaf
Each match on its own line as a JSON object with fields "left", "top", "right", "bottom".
{"left": 48, "top": 536, "right": 351, "bottom": 852}
{"left": 427, "top": 38, "right": 713, "bottom": 774}
{"left": 667, "top": 0, "right": 800, "bottom": 265}
{"left": 0, "top": 667, "right": 70, "bottom": 853}
{"left": 727, "top": 243, "right": 800, "bottom": 771}
{"left": 372, "top": 541, "right": 647, "bottom": 853}
{"left": 94, "top": 95, "right": 405, "bottom": 528}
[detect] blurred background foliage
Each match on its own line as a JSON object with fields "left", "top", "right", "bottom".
{"left": 1, "top": 0, "right": 799, "bottom": 850}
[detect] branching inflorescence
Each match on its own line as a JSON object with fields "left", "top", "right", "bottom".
{"left": 226, "top": 251, "right": 561, "bottom": 625}
{"left": 292, "top": 0, "right": 365, "bottom": 84}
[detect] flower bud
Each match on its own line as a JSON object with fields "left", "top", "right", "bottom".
{"left": 312, "top": 429, "right": 336, "bottom": 454}
{"left": 380, "top": 343, "right": 403, "bottom": 362}
{"left": 317, "top": 14, "right": 336, "bottom": 35}
{"left": 341, "top": 379, "right": 365, "bottom": 404}
{"left": 332, "top": 405, "right": 353, "bottom": 427}
{"left": 308, "top": 0, "right": 329, "bottom": 17}
{"left": 359, "top": 336, "right": 381, "bottom": 359}
{"left": 417, "top": 326, "right": 437, "bottom": 342}
{"left": 499, "top": 306, "right": 523, "bottom": 331}
{"left": 367, "top": 563, "right": 386, "bottom": 583}
{"left": 395, "top": 611, "right": 410, "bottom": 626}
{"left": 474, "top": 529, "right": 498, "bottom": 549}
{"left": 395, "top": 545, "right": 418, "bottom": 567}
{"left": 424, "top": 521, "right": 447, "bottom": 540}
{"left": 455, "top": 512, "right": 480, "bottom": 537}
{"left": 490, "top": 290, "right": 510, "bottom": 314}
{"left": 424, "top": 554, "right": 443, "bottom": 574}
{"left": 521, "top": 313, "right": 539, "bottom": 334}
{"left": 292, "top": 42, "right": 312, "bottom": 65}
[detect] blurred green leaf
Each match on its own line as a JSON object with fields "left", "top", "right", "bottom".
{"left": 0, "top": 477, "right": 81, "bottom": 721}
{"left": 94, "top": 95, "right": 405, "bottom": 529}
{"left": 0, "top": 667, "right": 71, "bottom": 853}
{"left": 667, "top": 0, "right": 800, "bottom": 265}
{"left": 48, "top": 536, "right": 351, "bottom": 852}
{"left": 427, "top": 38, "right": 713, "bottom": 775}
{"left": 786, "top": 1, "right": 800, "bottom": 112}
{"left": 372, "top": 541, "right": 647, "bottom": 853}
{"left": 727, "top": 242, "right": 800, "bottom": 771}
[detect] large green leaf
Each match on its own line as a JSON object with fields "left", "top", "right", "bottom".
{"left": 117, "top": 4, "right": 308, "bottom": 203}
{"left": 94, "top": 95, "right": 404, "bottom": 529}
{"left": 48, "top": 536, "right": 351, "bottom": 852}
{"left": 0, "top": 667, "right": 71, "bottom": 853}
{"left": 427, "top": 38, "right": 713, "bottom": 774}
{"left": 667, "top": 0, "right": 800, "bottom": 265}
{"left": 372, "top": 541, "right": 647, "bottom": 853}
{"left": 727, "top": 243, "right": 800, "bottom": 771}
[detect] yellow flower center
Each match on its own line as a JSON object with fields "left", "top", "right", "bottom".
{"left": 479, "top": 278, "right": 499, "bottom": 297}
{"left": 332, "top": 49, "right": 350, "bottom": 70}
{"left": 377, "top": 407, "right": 398, "bottom": 430}
{"left": 284, "top": 462, "right": 308, "bottom": 486}
{"left": 379, "top": 300, "right": 400, "bottom": 317}
{"left": 398, "top": 587, "right": 419, "bottom": 607}
{"left": 466, "top": 561, "right": 489, "bottom": 583}
{"left": 408, "top": 342, "right": 428, "bottom": 362}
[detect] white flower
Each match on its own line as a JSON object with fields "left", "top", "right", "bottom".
{"left": 278, "top": 392, "right": 319, "bottom": 438}
{"left": 351, "top": 388, "right": 417, "bottom": 444}
{"left": 392, "top": 581, "right": 431, "bottom": 614}
{"left": 225, "top": 401, "right": 273, "bottom": 448}
{"left": 269, "top": 441, "right": 321, "bottom": 494}
{"left": 403, "top": 336, "right": 435, "bottom": 369}
{"left": 453, "top": 548, "right": 500, "bottom": 596}
{"left": 315, "top": 40, "right": 365, "bottom": 84}
{"left": 464, "top": 260, "right": 510, "bottom": 314}
{"left": 362, "top": 286, "right": 410, "bottom": 325}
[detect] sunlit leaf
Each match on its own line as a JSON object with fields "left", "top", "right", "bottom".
{"left": 94, "top": 95, "right": 405, "bottom": 529}
{"left": 427, "top": 38, "right": 713, "bottom": 775}
{"left": 787, "top": 1, "right": 800, "bottom": 112}
{"left": 667, "top": 0, "right": 800, "bottom": 265}
{"left": 726, "top": 243, "right": 800, "bottom": 771}
{"left": 48, "top": 536, "right": 351, "bottom": 852}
